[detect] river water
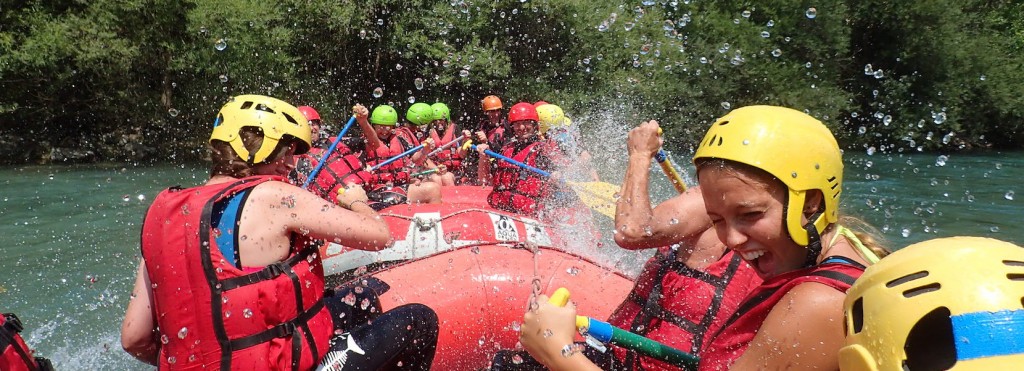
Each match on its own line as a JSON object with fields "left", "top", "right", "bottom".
{"left": 1, "top": 151, "right": 1021, "bottom": 369}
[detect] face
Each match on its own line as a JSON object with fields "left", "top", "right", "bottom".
{"left": 486, "top": 109, "right": 502, "bottom": 124}
{"left": 309, "top": 119, "right": 322, "bottom": 142}
{"left": 698, "top": 164, "right": 806, "bottom": 280}
{"left": 511, "top": 120, "right": 537, "bottom": 141}
{"left": 431, "top": 119, "right": 446, "bottom": 131}
{"left": 373, "top": 124, "right": 393, "bottom": 139}
{"left": 253, "top": 141, "right": 297, "bottom": 177}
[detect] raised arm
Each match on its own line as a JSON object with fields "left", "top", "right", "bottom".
{"left": 615, "top": 121, "right": 713, "bottom": 251}
{"left": 729, "top": 283, "right": 847, "bottom": 370}
{"left": 355, "top": 104, "right": 383, "bottom": 152}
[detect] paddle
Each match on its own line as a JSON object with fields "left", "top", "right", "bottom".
{"left": 302, "top": 115, "right": 357, "bottom": 189}
{"left": 549, "top": 288, "right": 699, "bottom": 370}
{"left": 367, "top": 138, "right": 434, "bottom": 172}
{"left": 426, "top": 134, "right": 469, "bottom": 158}
{"left": 656, "top": 128, "right": 688, "bottom": 193}
{"left": 466, "top": 143, "right": 618, "bottom": 218}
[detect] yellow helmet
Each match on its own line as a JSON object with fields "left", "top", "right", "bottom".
{"left": 536, "top": 104, "right": 566, "bottom": 134}
{"left": 210, "top": 95, "right": 311, "bottom": 164}
{"left": 692, "top": 105, "right": 842, "bottom": 246}
{"left": 840, "top": 237, "right": 1024, "bottom": 371}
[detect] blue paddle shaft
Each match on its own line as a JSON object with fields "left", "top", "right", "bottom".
{"left": 469, "top": 144, "right": 551, "bottom": 177}
{"left": 368, "top": 143, "right": 425, "bottom": 172}
{"left": 302, "top": 116, "right": 357, "bottom": 189}
{"left": 427, "top": 134, "right": 467, "bottom": 158}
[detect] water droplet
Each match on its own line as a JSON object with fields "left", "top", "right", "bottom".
{"left": 642, "top": 0, "right": 656, "bottom": 5}
{"left": 668, "top": 218, "right": 679, "bottom": 225}
{"left": 598, "top": 21, "right": 610, "bottom": 32}
{"left": 395, "top": 63, "right": 403, "bottom": 70}
{"left": 408, "top": 96, "right": 416, "bottom": 103}
{"left": 883, "top": 115, "right": 892, "bottom": 126}
{"left": 167, "top": 356, "right": 177, "bottom": 364}
{"left": 177, "top": 327, "right": 188, "bottom": 339}
{"left": 566, "top": 266, "right": 580, "bottom": 276}
{"left": 372, "top": 87, "right": 383, "bottom": 98}
{"left": 935, "top": 155, "right": 948, "bottom": 167}
{"left": 979, "top": 75, "right": 987, "bottom": 81}
{"left": 459, "top": 69, "right": 470, "bottom": 78}
{"left": 805, "top": 7, "right": 817, "bottom": 19}
{"left": 360, "top": 298, "right": 370, "bottom": 310}
{"left": 243, "top": 308, "right": 253, "bottom": 318}
{"left": 901, "top": 228, "right": 911, "bottom": 238}
{"left": 933, "top": 112, "right": 947, "bottom": 124}
{"left": 160, "top": 334, "right": 169, "bottom": 344}
{"left": 771, "top": 49, "right": 782, "bottom": 57}
{"left": 1005, "top": 191, "right": 1015, "bottom": 200}
{"left": 761, "top": 31, "right": 770, "bottom": 38}
{"left": 358, "top": 29, "right": 367, "bottom": 39}
{"left": 214, "top": 39, "right": 227, "bottom": 51}
{"left": 742, "top": 10, "right": 752, "bottom": 18}
{"left": 990, "top": 226, "right": 1000, "bottom": 233}
{"left": 721, "top": 101, "right": 731, "bottom": 110}
{"left": 122, "top": 194, "right": 131, "bottom": 202}
{"left": 663, "top": 20, "right": 674, "bottom": 31}
{"left": 873, "top": 69, "right": 884, "bottom": 79}
{"left": 168, "top": 108, "right": 180, "bottom": 117}
{"left": 623, "top": 22, "right": 635, "bottom": 31}
{"left": 414, "top": 78, "right": 424, "bottom": 90}
{"left": 543, "top": 329, "right": 554, "bottom": 338}
{"left": 767, "top": 20, "right": 775, "bottom": 27}
{"left": 512, "top": 354, "right": 524, "bottom": 364}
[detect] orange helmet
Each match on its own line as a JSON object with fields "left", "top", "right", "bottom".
{"left": 481, "top": 95, "right": 503, "bottom": 111}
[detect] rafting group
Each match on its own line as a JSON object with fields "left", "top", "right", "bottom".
{"left": 5, "top": 93, "right": 1016, "bottom": 371}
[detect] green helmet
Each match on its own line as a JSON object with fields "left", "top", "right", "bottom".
{"left": 370, "top": 105, "right": 398, "bottom": 126}
{"left": 406, "top": 102, "right": 434, "bottom": 126}
{"left": 431, "top": 102, "right": 451, "bottom": 121}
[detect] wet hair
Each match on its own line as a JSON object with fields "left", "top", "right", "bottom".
{"left": 210, "top": 127, "right": 295, "bottom": 178}
{"left": 835, "top": 215, "right": 891, "bottom": 259}
{"left": 695, "top": 158, "right": 890, "bottom": 259}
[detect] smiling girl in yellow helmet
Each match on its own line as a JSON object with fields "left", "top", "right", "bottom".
{"left": 519, "top": 105, "right": 888, "bottom": 371}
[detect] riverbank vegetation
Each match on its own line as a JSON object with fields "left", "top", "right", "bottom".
{"left": 1, "top": 0, "right": 1022, "bottom": 164}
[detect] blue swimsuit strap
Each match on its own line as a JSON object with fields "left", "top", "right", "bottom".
{"left": 211, "top": 189, "right": 250, "bottom": 268}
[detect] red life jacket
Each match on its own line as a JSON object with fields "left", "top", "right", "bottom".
{"left": 304, "top": 150, "right": 375, "bottom": 205}
{"left": 141, "top": 176, "right": 333, "bottom": 370}
{"left": 429, "top": 123, "right": 466, "bottom": 180}
{"left": 363, "top": 127, "right": 418, "bottom": 187}
{"left": 487, "top": 140, "right": 549, "bottom": 215}
{"left": 698, "top": 257, "right": 865, "bottom": 371}
{"left": 0, "top": 313, "right": 52, "bottom": 371}
{"left": 606, "top": 249, "right": 761, "bottom": 370}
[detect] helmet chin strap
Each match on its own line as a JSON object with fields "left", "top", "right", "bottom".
{"left": 803, "top": 211, "right": 824, "bottom": 268}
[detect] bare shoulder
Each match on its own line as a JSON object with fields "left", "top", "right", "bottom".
{"left": 734, "top": 282, "right": 847, "bottom": 369}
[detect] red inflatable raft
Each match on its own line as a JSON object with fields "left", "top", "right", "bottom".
{"left": 320, "top": 185, "right": 634, "bottom": 369}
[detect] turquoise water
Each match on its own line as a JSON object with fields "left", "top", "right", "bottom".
{"left": 1, "top": 152, "right": 1021, "bottom": 369}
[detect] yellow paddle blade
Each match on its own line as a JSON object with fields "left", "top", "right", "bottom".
{"left": 568, "top": 181, "right": 619, "bottom": 219}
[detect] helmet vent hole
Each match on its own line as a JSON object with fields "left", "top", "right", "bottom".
{"left": 902, "top": 283, "right": 941, "bottom": 298}
{"left": 706, "top": 134, "right": 718, "bottom": 146}
{"left": 903, "top": 307, "right": 955, "bottom": 371}
{"left": 253, "top": 103, "right": 275, "bottom": 113}
{"left": 282, "top": 112, "right": 298, "bottom": 125}
{"left": 849, "top": 297, "right": 864, "bottom": 334}
{"left": 886, "top": 270, "right": 929, "bottom": 288}
{"left": 717, "top": 137, "right": 723, "bottom": 146}
{"left": 717, "top": 120, "right": 730, "bottom": 126}
{"left": 239, "top": 101, "right": 254, "bottom": 110}
{"left": 1004, "top": 259, "right": 1024, "bottom": 267}
{"left": 1008, "top": 273, "right": 1024, "bottom": 281}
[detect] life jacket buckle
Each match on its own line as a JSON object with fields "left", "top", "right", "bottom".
{"left": 3, "top": 313, "right": 23, "bottom": 333}
{"left": 266, "top": 262, "right": 290, "bottom": 277}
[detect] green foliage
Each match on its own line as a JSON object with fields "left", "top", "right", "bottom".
{"left": 0, "top": 0, "right": 1022, "bottom": 164}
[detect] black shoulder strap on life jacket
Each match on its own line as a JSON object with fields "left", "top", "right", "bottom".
{"left": 0, "top": 313, "right": 54, "bottom": 371}
{"left": 714, "top": 265, "right": 859, "bottom": 341}
{"left": 623, "top": 248, "right": 744, "bottom": 366}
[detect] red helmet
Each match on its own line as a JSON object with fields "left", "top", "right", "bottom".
{"left": 508, "top": 102, "right": 539, "bottom": 123}
{"left": 297, "top": 106, "right": 321, "bottom": 121}
{"left": 533, "top": 100, "right": 549, "bottom": 108}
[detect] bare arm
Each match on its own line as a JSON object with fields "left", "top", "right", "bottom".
{"left": 476, "top": 144, "right": 493, "bottom": 186}
{"left": 729, "top": 283, "right": 847, "bottom": 370}
{"left": 120, "top": 260, "right": 159, "bottom": 366}
{"left": 615, "top": 121, "right": 713, "bottom": 251}
{"left": 355, "top": 105, "right": 382, "bottom": 152}
{"left": 243, "top": 181, "right": 392, "bottom": 258}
